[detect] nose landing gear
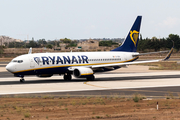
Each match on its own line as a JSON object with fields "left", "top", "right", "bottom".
{"left": 14, "top": 74, "right": 25, "bottom": 83}
{"left": 20, "top": 77, "right": 25, "bottom": 83}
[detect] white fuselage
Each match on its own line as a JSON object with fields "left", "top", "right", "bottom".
{"left": 6, "top": 51, "right": 138, "bottom": 75}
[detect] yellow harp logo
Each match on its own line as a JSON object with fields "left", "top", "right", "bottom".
{"left": 130, "top": 30, "right": 139, "bottom": 47}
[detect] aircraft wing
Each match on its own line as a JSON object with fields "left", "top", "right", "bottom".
{"left": 91, "top": 59, "right": 160, "bottom": 68}
{"left": 134, "top": 41, "right": 174, "bottom": 57}
{"left": 133, "top": 50, "right": 170, "bottom": 57}
{"left": 91, "top": 47, "right": 173, "bottom": 69}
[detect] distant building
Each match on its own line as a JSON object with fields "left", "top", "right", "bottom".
{"left": 15, "top": 39, "right": 22, "bottom": 42}
{"left": 0, "top": 36, "right": 22, "bottom": 46}
{"left": 77, "top": 39, "right": 99, "bottom": 50}
{"left": 59, "top": 43, "right": 68, "bottom": 50}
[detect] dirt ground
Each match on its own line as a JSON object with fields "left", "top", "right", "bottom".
{"left": 0, "top": 97, "right": 180, "bottom": 120}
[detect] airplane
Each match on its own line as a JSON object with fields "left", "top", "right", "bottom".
{"left": 6, "top": 16, "right": 173, "bottom": 82}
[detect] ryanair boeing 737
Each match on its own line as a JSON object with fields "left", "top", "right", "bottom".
{"left": 6, "top": 16, "right": 173, "bottom": 82}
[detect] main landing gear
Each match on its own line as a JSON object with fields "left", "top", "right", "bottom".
{"left": 63, "top": 73, "right": 95, "bottom": 81}
{"left": 86, "top": 75, "right": 95, "bottom": 81}
{"left": 20, "top": 77, "right": 25, "bottom": 83}
{"left": 63, "top": 73, "right": 72, "bottom": 80}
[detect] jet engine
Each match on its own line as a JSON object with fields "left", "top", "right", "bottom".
{"left": 73, "top": 67, "right": 93, "bottom": 78}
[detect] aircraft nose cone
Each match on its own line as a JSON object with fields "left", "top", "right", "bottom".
{"left": 6, "top": 63, "right": 14, "bottom": 73}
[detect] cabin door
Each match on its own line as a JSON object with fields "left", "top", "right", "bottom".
{"left": 29, "top": 57, "right": 35, "bottom": 68}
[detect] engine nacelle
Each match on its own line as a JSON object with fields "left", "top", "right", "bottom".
{"left": 73, "top": 67, "right": 93, "bottom": 78}
{"left": 36, "top": 74, "right": 53, "bottom": 77}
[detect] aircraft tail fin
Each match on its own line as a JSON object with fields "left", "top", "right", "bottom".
{"left": 111, "top": 16, "right": 142, "bottom": 52}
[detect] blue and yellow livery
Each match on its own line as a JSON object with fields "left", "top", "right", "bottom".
{"left": 6, "top": 16, "right": 173, "bottom": 82}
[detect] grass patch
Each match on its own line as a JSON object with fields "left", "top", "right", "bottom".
{"left": 133, "top": 93, "right": 146, "bottom": 102}
{"left": 168, "top": 92, "right": 174, "bottom": 99}
{"left": 138, "top": 61, "right": 180, "bottom": 70}
{"left": 96, "top": 116, "right": 102, "bottom": 119}
{"left": 166, "top": 92, "right": 175, "bottom": 99}
{"left": 12, "top": 106, "right": 17, "bottom": 110}
{"left": 134, "top": 104, "right": 141, "bottom": 107}
{"left": 24, "top": 112, "right": 31, "bottom": 118}
{"left": 42, "top": 96, "right": 54, "bottom": 99}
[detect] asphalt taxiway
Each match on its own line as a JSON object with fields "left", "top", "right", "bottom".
{"left": 0, "top": 64, "right": 180, "bottom": 98}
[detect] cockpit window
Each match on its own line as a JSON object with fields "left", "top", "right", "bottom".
{"left": 18, "top": 60, "right": 23, "bottom": 63}
{"left": 12, "top": 60, "right": 23, "bottom": 63}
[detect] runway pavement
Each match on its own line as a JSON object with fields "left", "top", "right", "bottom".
{"left": 1, "top": 62, "right": 180, "bottom": 98}
{"left": 0, "top": 69, "right": 180, "bottom": 98}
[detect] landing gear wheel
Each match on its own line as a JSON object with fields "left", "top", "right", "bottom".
{"left": 20, "top": 78, "right": 25, "bottom": 83}
{"left": 67, "top": 75, "right": 72, "bottom": 80}
{"left": 64, "top": 74, "right": 72, "bottom": 80}
{"left": 86, "top": 75, "right": 95, "bottom": 81}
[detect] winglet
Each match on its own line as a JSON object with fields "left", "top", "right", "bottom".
{"left": 163, "top": 41, "right": 174, "bottom": 61}
{"left": 163, "top": 47, "right": 173, "bottom": 61}
{"left": 28, "top": 47, "right": 32, "bottom": 54}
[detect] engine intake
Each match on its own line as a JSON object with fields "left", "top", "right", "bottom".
{"left": 73, "top": 67, "right": 93, "bottom": 78}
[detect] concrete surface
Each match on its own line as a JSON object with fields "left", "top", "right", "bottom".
{"left": 0, "top": 71, "right": 180, "bottom": 95}
{"left": 0, "top": 64, "right": 180, "bottom": 98}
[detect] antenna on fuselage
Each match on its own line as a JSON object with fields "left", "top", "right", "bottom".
{"left": 28, "top": 47, "right": 32, "bottom": 54}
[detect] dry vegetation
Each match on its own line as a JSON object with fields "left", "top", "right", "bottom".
{"left": 137, "top": 61, "right": 180, "bottom": 70}
{"left": 0, "top": 94, "right": 180, "bottom": 120}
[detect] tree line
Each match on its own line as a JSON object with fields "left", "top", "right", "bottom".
{"left": 2, "top": 34, "right": 180, "bottom": 52}
{"left": 4, "top": 38, "right": 78, "bottom": 49}
{"left": 5, "top": 39, "right": 56, "bottom": 49}
{"left": 99, "top": 40, "right": 118, "bottom": 47}
{"left": 137, "top": 34, "right": 179, "bottom": 52}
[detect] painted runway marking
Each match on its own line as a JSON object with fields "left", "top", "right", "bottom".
{"left": 83, "top": 81, "right": 108, "bottom": 88}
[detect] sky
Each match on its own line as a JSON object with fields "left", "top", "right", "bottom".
{"left": 0, "top": 0, "right": 180, "bottom": 40}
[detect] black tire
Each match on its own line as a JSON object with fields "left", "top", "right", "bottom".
{"left": 20, "top": 79, "right": 25, "bottom": 83}
{"left": 64, "top": 75, "right": 72, "bottom": 80}
{"left": 86, "top": 75, "right": 95, "bottom": 81}
{"left": 67, "top": 75, "right": 72, "bottom": 80}
{"left": 86, "top": 77, "right": 90, "bottom": 81}
{"left": 64, "top": 75, "right": 68, "bottom": 80}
